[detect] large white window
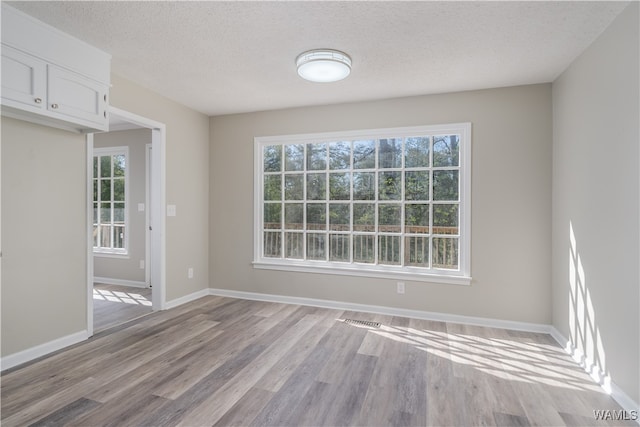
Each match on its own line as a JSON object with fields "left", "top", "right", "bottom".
{"left": 93, "top": 147, "right": 128, "bottom": 255}
{"left": 254, "top": 123, "right": 471, "bottom": 284}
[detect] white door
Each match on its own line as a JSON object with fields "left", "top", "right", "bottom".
{"left": 145, "top": 144, "right": 152, "bottom": 287}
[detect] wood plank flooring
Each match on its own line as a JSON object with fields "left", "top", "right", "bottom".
{"left": 1, "top": 296, "right": 633, "bottom": 426}
{"left": 93, "top": 283, "right": 152, "bottom": 333}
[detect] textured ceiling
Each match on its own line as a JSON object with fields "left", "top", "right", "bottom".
{"left": 7, "top": 1, "right": 630, "bottom": 116}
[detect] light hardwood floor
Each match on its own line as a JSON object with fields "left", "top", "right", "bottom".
{"left": 1, "top": 296, "right": 633, "bottom": 426}
{"left": 93, "top": 283, "right": 153, "bottom": 333}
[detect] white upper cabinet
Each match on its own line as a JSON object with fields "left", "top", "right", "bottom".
{"left": 47, "top": 65, "right": 107, "bottom": 127}
{"left": 1, "top": 46, "right": 47, "bottom": 112}
{"left": 1, "top": 4, "right": 111, "bottom": 132}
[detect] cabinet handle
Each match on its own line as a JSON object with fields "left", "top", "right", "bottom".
{"left": 34, "top": 97, "right": 42, "bottom": 104}
{"left": 51, "top": 103, "right": 59, "bottom": 109}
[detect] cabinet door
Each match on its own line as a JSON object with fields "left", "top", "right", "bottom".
{"left": 1, "top": 45, "right": 46, "bottom": 111}
{"left": 48, "top": 64, "right": 108, "bottom": 129}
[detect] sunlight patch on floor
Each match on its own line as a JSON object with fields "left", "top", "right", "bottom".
{"left": 93, "top": 288, "right": 152, "bottom": 306}
{"left": 345, "top": 323, "right": 605, "bottom": 393}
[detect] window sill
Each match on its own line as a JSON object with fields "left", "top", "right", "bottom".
{"left": 93, "top": 251, "right": 129, "bottom": 259}
{"left": 252, "top": 260, "right": 471, "bottom": 286}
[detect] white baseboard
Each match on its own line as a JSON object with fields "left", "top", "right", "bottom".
{"left": 549, "top": 326, "right": 639, "bottom": 422}
{"left": 1, "top": 287, "right": 209, "bottom": 370}
{"left": 94, "top": 276, "right": 148, "bottom": 288}
{"left": 209, "top": 288, "right": 639, "bottom": 420}
{"left": 4, "top": 286, "right": 636, "bottom": 425}
{"left": 1, "top": 330, "right": 89, "bottom": 372}
{"left": 207, "top": 288, "right": 550, "bottom": 333}
{"left": 610, "top": 382, "right": 640, "bottom": 422}
{"left": 165, "top": 288, "right": 210, "bottom": 310}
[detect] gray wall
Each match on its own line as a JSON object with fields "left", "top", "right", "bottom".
{"left": 1, "top": 117, "right": 87, "bottom": 356}
{"left": 93, "top": 128, "right": 151, "bottom": 284}
{"left": 552, "top": 3, "right": 639, "bottom": 404}
{"left": 1, "top": 73, "right": 210, "bottom": 357}
{"left": 109, "top": 74, "right": 210, "bottom": 302}
{"left": 4, "top": 5, "right": 637, "bottom": 406}
{"left": 210, "top": 83, "right": 553, "bottom": 324}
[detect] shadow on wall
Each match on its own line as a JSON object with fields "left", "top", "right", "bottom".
{"left": 568, "top": 221, "right": 610, "bottom": 393}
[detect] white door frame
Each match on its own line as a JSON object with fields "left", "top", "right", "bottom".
{"left": 145, "top": 143, "right": 152, "bottom": 287}
{"left": 86, "top": 107, "right": 167, "bottom": 336}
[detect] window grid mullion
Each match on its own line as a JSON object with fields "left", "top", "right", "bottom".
{"left": 349, "top": 141, "right": 354, "bottom": 264}
{"left": 93, "top": 150, "right": 128, "bottom": 254}
{"left": 280, "top": 172, "right": 284, "bottom": 259}
{"left": 110, "top": 156, "right": 115, "bottom": 250}
{"left": 258, "top": 124, "right": 468, "bottom": 276}
{"left": 96, "top": 158, "right": 101, "bottom": 247}
{"left": 326, "top": 145, "right": 331, "bottom": 262}
{"left": 429, "top": 137, "right": 434, "bottom": 269}
{"left": 303, "top": 144, "right": 308, "bottom": 261}
{"left": 261, "top": 172, "right": 265, "bottom": 259}
{"left": 400, "top": 137, "right": 406, "bottom": 267}
{"left": 374, "top": 139, "right": 379, "bottom": 266}
{"left": 325, "top": 168, "right": 329, "bottom": 262}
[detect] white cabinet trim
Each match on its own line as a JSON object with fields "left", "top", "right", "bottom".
{"left": 1, "top": 3, "right": 111, "bottom": 132}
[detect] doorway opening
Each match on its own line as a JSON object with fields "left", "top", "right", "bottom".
{"left": 86, "top": 107, "right": 166, "bottom": 336}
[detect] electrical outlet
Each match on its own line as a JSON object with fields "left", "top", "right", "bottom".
{"left": 397, "top": 282, "right": 405, "bottom": 294}
{"left": 139, "top": 260, "right": 145, "bottom": 269}
{"left": 188, "top": 267, "right": 194, "bottom": 279}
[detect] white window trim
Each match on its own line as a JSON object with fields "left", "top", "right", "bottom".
{"left": 93, "top": 252, "right": 130, "bottom": 259}
{"left": 253, "top": 123, "right": 472, "bottom": 285}
{"left": 93, "top": 146, "right": 129, "bottom": 256}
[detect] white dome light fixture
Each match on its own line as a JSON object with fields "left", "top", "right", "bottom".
{"left": 296, "top": 49, "right": 352, "bottom": 83}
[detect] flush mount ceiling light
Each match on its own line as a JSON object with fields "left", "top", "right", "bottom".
{"left": 296, "top": 49, "right": 352, "bottom": 83}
